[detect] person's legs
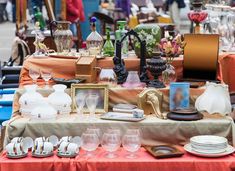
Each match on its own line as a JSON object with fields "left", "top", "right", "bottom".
{"left": 0, "top": 3, "right": 7, "bottom": 22}
{"left": 169, "top": 1, "right": 181, "bottom": 31}
{"left": 70, "top": 23, "right": 77, "bottom": 36}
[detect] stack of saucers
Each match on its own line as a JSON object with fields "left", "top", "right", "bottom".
{"left": 184, "top": 135, "right": 235, "bottom": 157}
{"left": 190, "top": 135, "right": 228, "bottom": 154}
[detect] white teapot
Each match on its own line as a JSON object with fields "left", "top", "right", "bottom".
{"left": 195, "top": 82, "right": 231, "bottom": 115}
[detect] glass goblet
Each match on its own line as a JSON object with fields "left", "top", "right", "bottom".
{"left": 29, "top": 68, "right": 40, "bottom": 85}
{"left": 122, "top": 134, "right": 141, "bottom": 158}
{"left": 86, "top": 127, "right": 102, "bottom": 143}
{"left": 76, "top": 92, "right": 86, "bottom": 119}
{"left": 126, "top": 128, "right": 141, "bottom": 138}
{"left": 101, "top": 132, "right": 121, "bottom": 158}
{"left": 40, "top": 69, "right": 52, "bottom": 88}
{"left": 85, "top": 94, "right": 99, "bottom": 120}
{"left": 81, "top": 132, "right": 99, "bottom": 156}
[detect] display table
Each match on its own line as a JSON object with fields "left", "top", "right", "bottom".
{"left": 5, "top": 114, "right": 235, "bottom": 147}
{"left": 19, "top": 56, "right": 183, "bottom": 86}
{"left": 6, "top": 86, "right": 235, "bottom": 146}
{"left": 0, "top": 147, "right": 235, "bottom": 171}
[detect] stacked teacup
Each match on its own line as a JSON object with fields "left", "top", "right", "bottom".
{"left": 190, "top": 135, "right": 228, "bottom": 154}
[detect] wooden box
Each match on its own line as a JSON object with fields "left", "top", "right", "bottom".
{"left": 75, "top": 56, "right": 97, "bottom": 83}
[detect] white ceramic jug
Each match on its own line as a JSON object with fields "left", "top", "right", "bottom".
{"left": 195, "top": 82, "right": 231, "bottom": 115}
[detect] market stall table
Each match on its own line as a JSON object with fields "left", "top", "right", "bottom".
{"left": 19, "top": 54, "right": 235, "bottom": 92}
{"left": 19, "top": 55, "right": 183, "bottom": 86}
{"left": 1, "top": 147, "right": 235, "bottom": 171}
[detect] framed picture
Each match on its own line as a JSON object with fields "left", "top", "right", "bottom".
{"left": 71, "top": 84, "right": 109, "bottom": 113}
{"left": 170, "top": 82, "right": 190, "bottom": 111}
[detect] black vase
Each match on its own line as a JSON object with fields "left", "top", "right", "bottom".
{"left": 147, "top": 51, "right": 166, "bottom": 88}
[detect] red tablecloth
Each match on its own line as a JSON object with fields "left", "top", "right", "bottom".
{"left": 0, "top": 147, "right": 235, "bottom": 171}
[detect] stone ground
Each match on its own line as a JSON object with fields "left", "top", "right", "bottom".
{"left": 0, "top": 22, "right": 15, "bottom": 63}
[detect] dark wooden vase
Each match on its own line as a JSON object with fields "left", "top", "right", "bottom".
{"left": 147, "top": 51, "right": 166, "bottom": 88}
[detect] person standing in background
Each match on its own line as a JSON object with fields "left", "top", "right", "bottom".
{"left": 167, "top": 0, "right": 186, "bottom": 31}
{"left": 0, "top": 0, "right": 7, "bottom": 23}
{"left": 66, "top": 0, "right": 85, "bottom": 36}
{"left": 28, "top": 0, "right": 43, "bottom": 15}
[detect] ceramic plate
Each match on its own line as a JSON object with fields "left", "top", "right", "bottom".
{"left": 47, "top": 135, "right": 59, "bottom": 147}
{"left": 184, "top": 144, "right": 235, "bottom": 157}
{"left": 57, "top": 152, "right": 78, "bottom": 158}
{"left": 190, "top": 135, "right": 227, "bottom": 146}
{"left": 22, "top": 137, "right": 34, "bottom": 150}
{"left": 32, "top": 152, "right": 54, "bottom": 158}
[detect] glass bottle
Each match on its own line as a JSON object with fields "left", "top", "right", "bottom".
{"left": 103, "top": 27, "right": 114, "bottom": 57}
{"left": 33, "top": 6, "right": 46, "bottom": 31}
{"left": 115, "top": 21, "right": 128, "bottom": 58}
{"left": 86, "top": 17, "right": 103, "bottom": 56}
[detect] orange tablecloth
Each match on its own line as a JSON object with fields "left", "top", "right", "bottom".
{"left": 219, "top": 54, "right": 235, "bottom": 92}
{"left": 19, "top": 54, "right": 235, "bottom": 91}
{"left": 1, "top": 147, "right": 235, "bottom": 171}
{"left": 19, "top": 56, "right": 183, "bottom": 86}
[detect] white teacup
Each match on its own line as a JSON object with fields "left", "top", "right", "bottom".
{"left": 15, "top": 143, "right": 23, "bottom": 155}
{"left": 11, "top": 137, "right": 23, "bottom": 143}
{"left": 58, "top": 141, "right": 69, "bottom": 153}
{"left": 60, "top": 136, "right": 72, "bottom": 143}
{"left": 35, "top": 137, "right": 46, "bottom": 144}
{"left": 6, "top": 143, "right": 15, "bottom": 155}
{"left": 42, "top": 142, "right": 53, "bottom": 154}
{"left": 66, "top": 143, "right": 78, "bottom": 154}
{"left": 34, "top": 141, "right": 43, "bottom": 155}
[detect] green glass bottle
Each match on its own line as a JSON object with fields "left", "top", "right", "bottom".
{"left": 33, "top": 6, "right": 46, "bottom": 31}
{"left": 103, "top": 27, "right": 114, "bottom": 57}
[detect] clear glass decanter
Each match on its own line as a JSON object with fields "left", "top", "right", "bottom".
{"left": 86, "top": 17, "right": 103, "bottom": 56}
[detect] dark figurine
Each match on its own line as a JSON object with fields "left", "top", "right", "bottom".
{"left": 113, "top": 29, "right": 149, "bottom": 84}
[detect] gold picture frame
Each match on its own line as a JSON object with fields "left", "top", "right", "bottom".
{"left": 71, "top": 84, "right": 109, "bottom": 114}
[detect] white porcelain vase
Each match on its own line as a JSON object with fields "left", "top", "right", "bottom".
{"left": 195, "top": 82, "right": 231, "bottom": 115}
{"left": 48, "top": 84, "right": 72, "bottom": 115}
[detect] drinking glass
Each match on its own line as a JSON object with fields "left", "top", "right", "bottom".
{"left": 101, "top": 132, "right": 121, "bottom": 158}
{"left": 29, "top": 68, "right": 40, "bottom": 85}
{"left": 86, "top": 127, "right": 102, "bottom": 142}
{"left": 126, "top": 128, "right": 141, "bottom": 138}
{"left": 81, "top": 133, "right": 99, "bottom": 156}
{"left": 107, "top": 128, "right": 122, "bottom": 139}
{"left": 85, "top": 94, "right": 99, "bottom": 120}
{"left": 40, "top": 69, "right": 52, "bottom": 88}
{"left": 122, "top": 134, "right": 141, "bottom": 158}
{"left": 76, "top": 92, "right": 86, "bottom": 118}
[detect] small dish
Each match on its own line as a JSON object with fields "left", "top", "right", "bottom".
{"left": 57, "top": 152, "right": 78, "bottom": 158}
{"left": 32, "top": 151, "right": 54, "bottom": 158}
{"left": 7, "top": 153, "right": 28, "bottom": 159}
{"left": 145, "top": 145, "right": 184, "bottom": 159}
{"left": 53, "top": 78, "right": 85, "bottom": 88}
{"left": 101, "top": 112, "right": 145, "bottom": 122}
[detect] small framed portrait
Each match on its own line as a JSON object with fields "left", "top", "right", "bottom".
{"left": 71, "top": 84, "right": 109, "bottom": 113}
{"left": 170, "top": 82, "right": 190, "bottom": 111}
